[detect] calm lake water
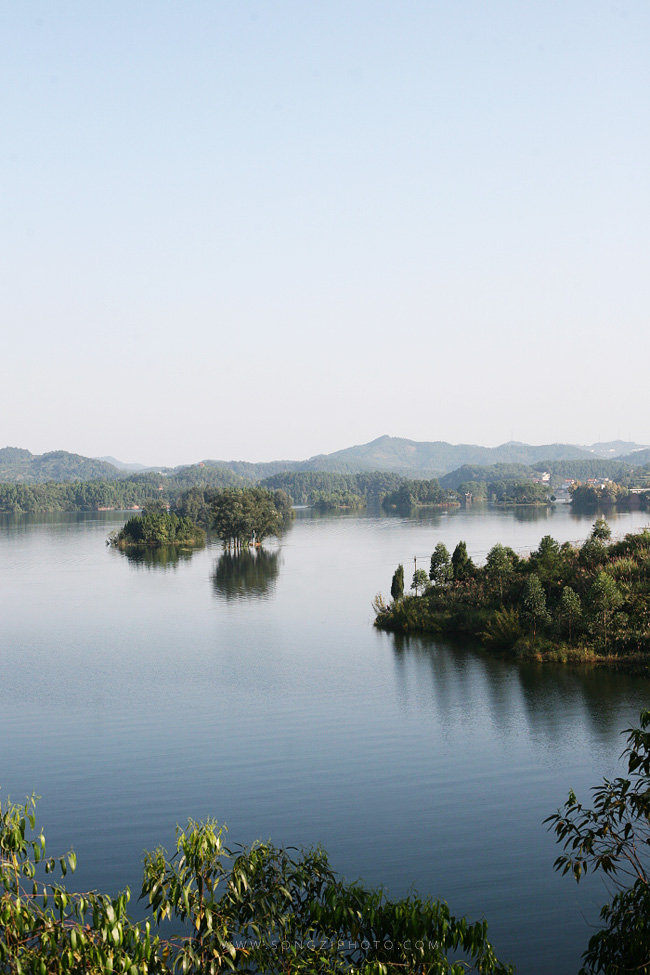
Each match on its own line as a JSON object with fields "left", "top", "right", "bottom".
{"left": 1, "top": 504, "right": 649, "bottom": 973}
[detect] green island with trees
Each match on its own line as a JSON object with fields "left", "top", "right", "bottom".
{"left": 2, "top": 710, "right": 649, "bottom": 973}
{"left": 175, "top": 486, "right": 293, "bottom": 549}
{"left": 108, "top": 507, "right": 206, "bottom": 551}
{"left": 109, "top": 488, "right": 293, "bottom": 554}
{"left": 206, "top": 487, "right": 292, "bottom": 550}
{"left": 375, "top": 520, "right": 650, "bottom": 671}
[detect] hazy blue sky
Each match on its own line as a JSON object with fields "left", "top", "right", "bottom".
{"left": 2, "top": 1, "right": 649, "bottom": 465}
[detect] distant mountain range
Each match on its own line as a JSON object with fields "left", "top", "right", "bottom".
{"left": 0, "top": 436, "right": 648, "bottom": 484}
{"left": 300, "top": 436, "right": 591, "bottom": 475}
{"left": 579, "top": 440, "right": 650, "bottom": 460}
{"left": 96, "top": 455, "right": 150, "bottom": 472}
{"left": 618, "top": 447, "right": 650, "bottom": 466}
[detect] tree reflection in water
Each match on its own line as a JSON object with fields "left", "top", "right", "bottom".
{"left": 211, "top": 548, "right": 280, "bottom": 600}
{"left": 117, "top": 545, "right": 196, "bottom": 571}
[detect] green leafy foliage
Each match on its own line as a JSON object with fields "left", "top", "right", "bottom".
{"left": 429, "top": 544, "right": 453, "bottom": 587}
{"left": 0, "top": 794, "right": 164, "bottom": 974}
{"left": 484, "top": 545, "right": 516, "bottom": 600}
{"left": 588, "top": 572, "right": 623, "bottom": 644}
{"left": 558, "top": 587, "right": 583, "bottom": 642}
{"left": 480, "top": 607, "right": 523, "bottom": 650}
{"left": 522, "top": 574, "right": 550, "bottom": 638}
{"left": 0, "top": 795, "right": 513, "bottom": 974}
{"left": 411, "top": 568, "right": 430, "bottom": 597}
{"left": 546, "top": 711, "right": 650, "bottom": 974}
{"left": 209, "top": 487, "right": 289, "bottom": 551}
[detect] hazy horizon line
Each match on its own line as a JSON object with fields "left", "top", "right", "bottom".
{"left": 3, "top": 432, "right": 648, "bottom": 471}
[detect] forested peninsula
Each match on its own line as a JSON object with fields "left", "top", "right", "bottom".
{"left": 375, "top": 521, "right": 650, "bottom": 671}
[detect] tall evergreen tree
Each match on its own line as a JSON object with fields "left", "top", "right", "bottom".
{"left": 559, "top": 586, "right": 582, "bottom": 643}
{"left": 591, "top": 518, "right": 612, "bottom": 542}
{"left": 390, "top": 563, "right": 405, "bottom": 601}
{"left": 523, "top": 573, "right": 550, "bottom": 638}
{"left": 451, "top": 540, "right": 473, "bottom": 581}
{"left": 485, "top": 543, "right": 514, "bottom": 600}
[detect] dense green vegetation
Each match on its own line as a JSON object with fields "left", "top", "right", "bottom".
{"left": 570, "top": 481, "right": 649, "bottom": 511}
{"left": 109, "top": 507, "right": 205, "bottom": 550}
{"left": 460, "top": 480, "right": 549, "bottom": 505}
{"left": 0, "top": 480, "right": 155, "bottom": 514}
{"left": 440, "top": 463, "right": 538, "bottom": 491}
{"left": 0, "top": 794, "right": 512, "bottom": 975}
{"left": 158, "top": 465, "right": 246, "bottom": 491}
{"left": 0, "top": 446, "right": 648, "bottom": 516}
{"left": 259, "top": 471, "right": 407, "bottom": 508}
{"left": 310, "top": 489, "right": 365, "bottom": 511}
{"left": 440, "top": 459, "right": 649, "bottom": 503}
{"left": 0, "top": 471, "right": 248, "bottom": 515}
{"left": 260, "top": 472, "right": 459, "bottom": 511}
{"left": 532, "top": 458, "right": 636, "bottom": 484}
{"left": 381, "top": 479, "right": 458, "bottom": 511}
{"left": 440, "top": 465, "right": 552, "bottom": 504}
{"left": 209, "top": 487, "right": 291, "bottom": 550}
{"left": 174, "top": 486, "right": 293, "bottom": 550}
{"left": 570, "top": 482, "right": 629, "bottom": 507}
{"left": 2, "top": 438, "right": 649, "bottom": 493}
{"left": 4, "top": 713, "right": 649, "bottom": 972}
{"left": 546, "top": 711, "right": 650, "bottom": 973}
{"left": 375, "top": 522, "right": 650, "bottom": 668}
{"left": 104, "top": 487, "right": 291, "bottom": 553}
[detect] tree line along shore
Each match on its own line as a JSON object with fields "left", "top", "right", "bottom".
{"left": 1, "top": 460, "right": 649, "bottom": 514}
{"left": 375, "top": 520, "right": 650, "bottom": 671}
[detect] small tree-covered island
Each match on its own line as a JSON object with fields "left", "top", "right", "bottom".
{"left": 375, "top": 520, "right": 650, "bottom": 670}
{"left": 109, "top": 488, "right": 293, "bottom": 553}
{"left": 108, "top": 507, "right": 206, "bottom": 550}
{"left": 175, "top": 486, "right": 293, "bottom": 549}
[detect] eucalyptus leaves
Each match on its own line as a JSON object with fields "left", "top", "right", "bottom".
{"left": 1, "top": 796, "right": 512, "bottom": 974}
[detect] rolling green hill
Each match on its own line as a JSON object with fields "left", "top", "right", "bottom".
{"left": 0, "top": 448, "right": 122, "bottom": 483}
